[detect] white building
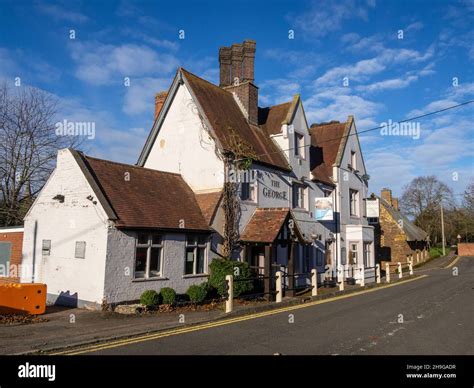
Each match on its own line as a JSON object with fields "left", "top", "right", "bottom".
{"left": 21, "top": 39, "right": 374, "bottom": 308}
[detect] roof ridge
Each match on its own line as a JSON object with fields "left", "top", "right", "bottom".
{"left": 81, "top": 152, "right": 183, "bottom": 176}
{"left": 180, "top": 67, "right": 231, "bottom": 94}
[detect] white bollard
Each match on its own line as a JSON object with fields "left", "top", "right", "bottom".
{"left": 338, "top": 265, "right": 345, "bottom": 291}
{"left": 276, "top": 271, "right": 282, "bottom": 303}
{"left": 360, "top": 266, "right": 365, "bottom": 287}
{"left": 385, "top": 263, "right": 391, "bottom": 283}
{"left": 409, "top": 259, "right": 414, "bottom": 275}
{"left": 376, "top": 264, "right": 381, "bottom": 284}
{"left": 398, "top": 262, "right": 402, "bottom": 279}
{"left": 311, "top": 269, "right": 318, "bottom": 297}
{"left": 225, "top": 274, "right": 233, "bottom": 313}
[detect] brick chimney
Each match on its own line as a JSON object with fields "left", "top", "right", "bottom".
{"left": 219, "top": 40, "right": 258, "bottom": 125}
{"left": 392, "top": 197, "right": 399, "bottom": 211}
{"left": 381, "top": 188, "right": 392, "bottom": 206}
{"left": 154, "top": 91, "right": 167, "bottom": 121}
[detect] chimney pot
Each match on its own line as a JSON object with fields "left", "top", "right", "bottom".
{"left": 392, "top": 197, "right": 399, "bottom": 211}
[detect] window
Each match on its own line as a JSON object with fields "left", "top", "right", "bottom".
{"left": 134, "top": 233, "right": 163, "bottom": 279}
{"left": 350, "top": 151, "right": 357, "bottom": 170}
{"left": 303, "top": 245, "right": 312, "bottom": 273}
{"left": 363, "top": 242, "right": 371, "bottom": 267}
{"left": 292, "top": 183, "right": 307, "bottom": 209}
{"left": 75, "top": 241, "right": 86, "bottom": 259}
{"left": 42, "top": 240, "right": 51, "bottom": 256}
{"left": 349, "top": 189, "right": 359, "bottom": 216}
{"left": 294, "top": 132, "right": 305, "bottom": 158}
{"left": 316, "top": 249, "right": 323, "bottom": 266}
{"left": 349, "top": 243, "right": 358, "bottom": 265}
{"left": 185, "top": 235, "right": 207, "bottom": 275}
{"left": 240, "top": 181, "right": 257, "bottom": 202}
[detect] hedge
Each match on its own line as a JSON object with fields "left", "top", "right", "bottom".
{"left": 208, "top": 258, "right": 253, "bottom": 297}
{"left": 140, "top": 290, "right": 160, "bottom": 307}
{"left": 186, "top": 283, "right": 208, "bottom": 303}
{"left": 160, "top": 287, "right": 176, "bottom": 305}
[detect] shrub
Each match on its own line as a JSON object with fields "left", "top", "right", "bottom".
{"left": 208, "top": 258, "right": 253, "bottom": 297}
{"left": 160, "top": 287, "right": 176, "bottom": 305}
{"left": 140, "top": 290, "right": 160, "bottom": 307}
{"left": 186, "top": 283, "right": 208, "bottom": 303}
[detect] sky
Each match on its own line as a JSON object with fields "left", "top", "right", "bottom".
{"left": 0, "top": 0, "right": 473, "bottom": 200}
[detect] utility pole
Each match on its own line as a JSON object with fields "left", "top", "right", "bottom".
{"left": 440, "top": 202, "right": 446, "bottom": 256}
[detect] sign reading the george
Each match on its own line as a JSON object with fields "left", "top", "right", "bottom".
{"left": 315, "top": 197, "right": 333, "bottom": 221}
{"left": 262, "top": 187, "right": 287, "bottom": 200}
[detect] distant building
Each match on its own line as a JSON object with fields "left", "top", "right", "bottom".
{"left": 373, "top": 189, "right": 429, "bottom": 270}
{"left": 0, "top": 226, "right": 24, "bottom": 282}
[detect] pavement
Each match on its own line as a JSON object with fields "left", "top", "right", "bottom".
{"left": 0, "top": 252, "right": 465, "bottom": 355}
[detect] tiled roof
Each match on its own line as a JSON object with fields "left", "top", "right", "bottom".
{"left": 195, "top": 191, "right": 222, "bottom": 225}
{"left": 181, "top": 69, "right": 291, "bottom": 171}
{"left": 240, "top": 208, "right": 308, "bottom": 243}
{"left": 378, "top": 197, "right": 428, "bottom": 241}
{"left": 309, "top": 120, "right": 347, "bottom": 185}
{"left": 74, "top": 151, "right": 210, "bottom": 231}
{"left": 258, "top": 101, "right": 292, "bottom": 135}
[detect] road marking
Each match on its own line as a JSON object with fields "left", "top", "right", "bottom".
{"left": 51, "top": 275, "right": 428, "bottom": 355}
{"left": 444, "top": 256, "right": 460, "bottom": 269}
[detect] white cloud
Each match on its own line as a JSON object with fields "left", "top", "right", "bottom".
{"left": 290, "top": 0, "right": 376, "bottom": 38}
{"left": 123, "top": 77, "right": 170, "bottom": 116}
{"left": 70, "top": 42, "right": 179, "bottom": 85}
{"left": 357, "top": 75, "right": 418, "bottom": 93}
{"left": 36, "top": 3, "right": 89, "bottom": 23}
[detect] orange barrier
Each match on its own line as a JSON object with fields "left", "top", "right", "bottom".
{"left": 458, "top": 243, "right": 474, "bottom": 257}
{"left": 0, "top": 282, "right": 47, "bottom": 315}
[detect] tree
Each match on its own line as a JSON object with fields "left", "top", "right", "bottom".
{"left": 400, "top": 176, "right": 454, "bottom": 244}
{"left": 0, "top": 83, "right": 81, "bottom": 226}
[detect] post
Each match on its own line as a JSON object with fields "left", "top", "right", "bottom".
{"left": 276, "top": 271, "right": 282, "bottom": 303}
{"left": 225, "top": 274, "right": 233, "bottom": 313}
{"left": 264, "top": 245, "right": 273, "bottom": 301}
{"left": 385, "top": 263, "right": 391, "bottom": 283}
{"left": 441, "top": 202, "right": 446, "bottom": 256}
{"left": 409, "top": 259, "right": 413, "bottom": 275}
{"left": 397, "top": 262, "right": 402, "bottom": 279}
{"left": 338, "top": 265, "right": 345, "bottom": 291}
{"left": 311, "top": 269, "right": 318, "bottom": 296}
{"left": 360, "top": 265, "right": 365, "bottom": 287}
{"left": 287, "top": 241, "right": 295, "bottom": 297}
{"left": 376, "top": 264, "right": 381, "bottom": 284}
{"left": 416, "top": 252, "right": 419, "bottom": 263}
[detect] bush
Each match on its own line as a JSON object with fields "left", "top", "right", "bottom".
{"left": 208, "top": 258, "right": 253, "bottom": 297}
{"left": 140, "top": 290, "right": 160, "bottom": 307}
{"left": 160, "top": 287, "right": 176, "bottom": 305}
{"left": 186, "top": 283, "right": 208, "bottom": 303}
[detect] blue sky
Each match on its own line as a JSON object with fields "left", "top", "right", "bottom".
{"left": 0, "top": 0, "right": 473, "bottom": 199}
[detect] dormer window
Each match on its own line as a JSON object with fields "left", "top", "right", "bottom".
{"left": 350, "top": 151, "right": 357, "bottom": 170}
{"left": 294, "top": 132, "right": 305, "bottom": 159}
{"left": 240, "top": 181, "right": 257, "bottom": 202}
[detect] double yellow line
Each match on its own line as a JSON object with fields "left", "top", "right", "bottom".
{"left": 51, "top": 275, "right": 428, "bottom": 355}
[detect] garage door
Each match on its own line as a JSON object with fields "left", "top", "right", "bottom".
{"left": 0, "top": 242, "right": 12, "bottom": 277}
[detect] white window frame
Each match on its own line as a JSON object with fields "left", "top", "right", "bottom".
{"left": 350, "top": 150, "right": 357, "bottom": 170}
{"left": 349, "top": 189, "right": 359, "bottom": 217}
{"left": 350, "top": 242, "right": 358, "bottom": 264}
{"left": 363, "top": 242, "right": 371, "bottom": 267}
{"left": 134, "top": 233, "right": 164, "bottom": 279}
{"left": 294, "top": 132, "right": 305, "bottom": 158}
{"left": 292, "top": 183, "right": 308, "bottom": 210}
{"left": 240, "top": 180, "right": 258, "bottom": 203}
{"left": 185, "top": 235, "right": 208, "bottom": 275}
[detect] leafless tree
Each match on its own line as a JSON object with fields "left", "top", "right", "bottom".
{"left": 400, "top": 175, "right": 454, "bottom": 244}
{"left": 0, "top": 83, "right": 82, "bottom": 226}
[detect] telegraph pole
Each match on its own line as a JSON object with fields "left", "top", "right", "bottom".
{"left": 440, "top": 202, "right": 446, "bottom": 256}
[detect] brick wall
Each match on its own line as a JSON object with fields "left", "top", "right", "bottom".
{"left": 0, "top": 230, "right": 23, "bottom": 281}
{"left": 374, "top": 205, "right": 427, "bottom": 272}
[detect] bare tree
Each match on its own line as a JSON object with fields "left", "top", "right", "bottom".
{"left": 400, "top": 175, "right": 454, "bottom": 244}
{"left": 0, "top": 83, "right": 82, "bottom": 226}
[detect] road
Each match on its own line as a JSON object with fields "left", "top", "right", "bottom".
{"left": 82, "top": 256, "right": 474, "bottom": 355}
